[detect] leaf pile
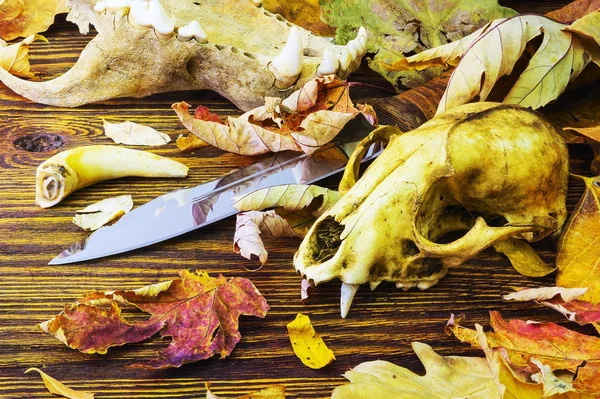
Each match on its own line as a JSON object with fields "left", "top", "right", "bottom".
{"left": 39, "top": 270, "right": 269, "bottom": 369}
{"left": 173, "top": 75, "right": 376, "bottom": 156}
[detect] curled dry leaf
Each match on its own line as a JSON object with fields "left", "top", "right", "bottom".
{"left": 301, "top": 278, "right": 314, "bottom": 304}
{"left": 503, "top": 287, "right": 588, "bottom": 303}
{"left": 390, "top": 13, "right": 600, "bottom": 114}
{"left": 102, "top": 120, "right": 171, "bottom": 146}
{"left": 332, "top": 342, "right": 499, "bottom": 398}
{"left": 556, "top": 175, "right": 600, "bottom": 304}
{"left": 176, "top": 134, "right": 210, "bottom": 151}
{"left": 320, "top": 0, "right": 516, "bottom": 90}
{"left": 446, "top": 312, "right": 600, "bottom": 395}
{"left": 262, "top": 0, "right": 335, "bottom": 36}
{"left": 287, "top": 313, "right": 335, "bottom": 369}
{"left": 39, "top": 270, "right": 269, "bottom": 369}
{"left": 205, "top": 383, "right": 285, "bottom": 399}
{"left": 0, "top": 0, "right": 64, "bottom": 41}
{"left": 547, "top": 0, "right": 600, "bottom": 24}
{"left": 492, "top": 238, "right": 556, "bottom": 277}
{"left": 25, "top": 368, "right": 94, "bottom": 399}
{"left": 173, "top": 75, "right": 375, "bottom": 156}
{"left": 0, "top": 34, "right": 45, "bottom": 78}
{"left": 72, "top": 195, "right": 133, "bottom": 231}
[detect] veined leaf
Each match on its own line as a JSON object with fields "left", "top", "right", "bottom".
{"left": 25, "top": 368, "right": 94, "bottom": 399}
{"left": 102, "top": 120, "right": 171, "bottom": 146}
{"left": 72, "top": 195, "right": 133, "bottom": 231}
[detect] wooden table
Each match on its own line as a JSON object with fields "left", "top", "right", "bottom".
{"left": 0, "top": 1, "right": 590, "bottom": 397}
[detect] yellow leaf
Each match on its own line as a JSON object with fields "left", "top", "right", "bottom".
{"left": 287, "top": 313, "right": 335, "bottom": 369}
{"left": 102, "top": 120, "right": 171, "bottom": 146}
{"left": 205, "top": 382, "right": 285, "bottom": 399}
{"left": 25, "top": 368, "right": 94, "bottom": 399}
{"left": 0, "top": 0, "right": 63, "bottom": 41}
{"left": 72, "top": 195, "right": 134, "bottom": 231}
{"left": 0, "top": 34, "right": 45, "bottom": 78}
{"left": 176, "top": 134, "right": 209, "bottom": 151}
{"left": 493, "top": 238, "right": 556, "bottom": 277}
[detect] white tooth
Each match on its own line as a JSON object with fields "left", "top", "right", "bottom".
{"left": 130, "top": 0, "right": 175, "bottom": 35}
{"left": 269, "top": 27, "right": 304, "bottom": 88}
{"left": 397, "top": 281, "right": 416, "bottom": 291}
{"left": 94, "top": 0, "right": 133, "bottom": 13}
{"left": 395, "top": 282, "right": 405, "bottom": 289}
{"left": 369, "top": 281, "right": 381, "bottom": 291}
{"left": 317, "top": 50, "right": 339, "bottom": 76}
{"left": 178, "top": 20, "right": 208, "bottom": 43}
{"left": 347, "top": 40, "right": 361, "bottom": 60}
{"left": 417, "top": 279, "right": 439, "bottom": 291}
{"left": 340, "top": 283, "right": 360, "bottom": 318}
{"left": 338, "top": 47, "right": 352, "bottom": 71}
{"left": 252, "top": 0, "right": 262, "bottom": 6}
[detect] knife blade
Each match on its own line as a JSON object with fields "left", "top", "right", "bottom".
{"left": 49, "top": 120, "right": 379, "bottom": 265}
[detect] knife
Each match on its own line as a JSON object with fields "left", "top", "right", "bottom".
{"left": 49, "top": 118, "right": 379, "bottom": 265}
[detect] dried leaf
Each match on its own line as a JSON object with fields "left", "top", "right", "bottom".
{"left": 300, "top": 278, "right": 314, "bottom": 304}
{"left": 493, "top": 238, "right": 556, "bottom": 277}
{"left": 320, "top": 0, "right": 516, "bottom": 89}
{"left": 0, "top": 0, "right": 63, "bottom": 41}
{"left": 102, "top": 120, "right": 171, "bottom": 146}
{"left": 39, "top": 270, "right": 269, "bottom": 369}
{"left": 262, "top": 0, "right": 335, "bottom": 36}
{"left": 566, "top": 125, "right": 600, "bottom": 142}
{"left": 233, "top": 184, "right": 341, "bottom": 213}
{"left": 287, "top": 313, "right": 335, "bottom": 369}
{"left": 332, "top": 342, "right": 500, "bottom": 398}
{"left": 547, "top": 0, "right": 600, "bottom": 24}
{"left": 557, "top": 175, "right": 600, "bottom": 304}
{"left": 173, "top": 76, "right": 374, "bottom": 156}
{"left": 391, "top": 14, "right": 600, "bottom": 114}
{"left": 72, "top": 195, "right": 133, "bottom": 231}
{"left": 205, "top": 383, "right": 285, "bottom": 399}
{"left": 503, "top": 287, "right": 588, "bottom": 303}
{"left": 176, "top": 134, "right": 210, "bottom": 151}
{"left": 447, "top": 311, "right": 600, "bottom": 395}
{"left": 25, "top": 368, "right": 94, "bottom": 399}
{"left": 0, "top": 34, "right": 45, "bottom": 78}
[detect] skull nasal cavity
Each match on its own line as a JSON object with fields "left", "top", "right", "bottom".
{"left": 313, "top": 216, "right": 344, "bottom": 262}
{"left": 401, "top": 240, "right": 419, "bottom": 257}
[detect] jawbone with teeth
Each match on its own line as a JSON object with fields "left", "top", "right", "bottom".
{"left": 0, "top": 0, "right": 367, "bottom": 110}
{"left": 294, "top": 103, "right": 569, "bottom": 317}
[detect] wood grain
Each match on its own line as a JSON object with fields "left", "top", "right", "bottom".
{"left": 0, "top": 1, "right": 589, "bottom": 398}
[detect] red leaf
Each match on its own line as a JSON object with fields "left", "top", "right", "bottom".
{"left": 195, "top": 105, "right": 223, "bottom": 124}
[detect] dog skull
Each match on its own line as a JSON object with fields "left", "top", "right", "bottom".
{"left": 294, "top": 102, "right": 568, "bottom": 317}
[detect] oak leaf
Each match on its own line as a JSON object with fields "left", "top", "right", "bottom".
{"left": 287, "top": 313, "right": 335, "bottom": 369}
{"left": 72, "top": 195, "right": 133, "bottom": 231}
{"left": 262, "top": 0, "right": 335, "bottom": 36}
{"left": 0, "top": 34, "right": 45, "bottom": 78}
{"left": 39, "top": 270, "right": 269, "bottom": 369}
{"left": 0, "top": 0, "right": 64, "bottom": 41}
{"left": 102, "top": 120, "right": 171, "bottom": 146}
{"left": 390, "top": 13, "right": 600, "bottom": 114}
{"left": 205, "top": 383, "right": 285, "bottom": 399}
{"left": 331, "top": 342, "right": 500, "bottom": 398}
{"left": 320, "top": 0, "right": 516, "bottom": 89}
{"left": 232, "top": 184, "right": 341, "bottom": 265}
{"left": 173, "top": 75, "right": 375, "bottom": 156}
{"left": 25, "top": 368, "right": 94, "bottom": 399}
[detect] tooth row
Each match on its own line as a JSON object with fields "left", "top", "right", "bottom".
{"left": 395, "top": 279, "right": 439, "bottom": 291}
{"left": 318, "top": 26, "right": 367, "bottom": 78}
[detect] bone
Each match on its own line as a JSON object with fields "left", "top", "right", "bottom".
{"left": 317, "top": 50, "right": 339, "bottom": 77}
{"left": 337, "top": 26, "right": 367, "bottom": 75}
{"left": 369, "top": 281, "right": 381, "bottom": 291}
{"left": 269, "top": 26, "right": 304, "bottom": 89}
{"left": 417, "top": 279, "right": 438, "bottom": 290}
{"left": 178, "top": 20, "right": 208, "bottom": 42}
{"left": 129, "top": 0, "right": 175, "bottom": 35}
{"left": 94, "top": 0, "right": 133, "bottom": 12}
{"left": 337, "top": 48, "right": 352, "bottom": 73}
{"left": 340, "top": 283, "right": 360, "bottom": 318}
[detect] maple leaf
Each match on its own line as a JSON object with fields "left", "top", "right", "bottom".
{"left": 0, "top": 0, "right": 64, "bottom": 41}
{"left": 319, "top": 0, "right": 516, "bottom": 90}
{"left": 172, "top": 75, "right": 375, "bottom": 156}
{"left": 287, "top": 313, "right": 335, "bottom": 369}
{"left": 102, "top": 120, "right": 171, "bottom": 146}
{"left": 39, "top": 270, "right": 269, "bottom": 369}
{"left": 72, "top": 195, "right": 133, "bottom": 231}
{"left": 232, "top": 184, "right": 341, "bottom": 265}
{"left": 390, "top": 13, "right": 600, "bottom": 114}
{"left": 446, "top": 312, "right": 600, "bottom": 395}
{"left": 332, "top": 342, "right": 500, "bottom": 398}
{"left": 25, "top": 368, "right": 94, "bottom": 399}
{"left": 0, "top": 34, "right": 46, "bottom": 78}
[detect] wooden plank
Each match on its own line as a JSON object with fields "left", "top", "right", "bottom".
{"left": 0, "top": 1, "right": 589, "bottom": 398}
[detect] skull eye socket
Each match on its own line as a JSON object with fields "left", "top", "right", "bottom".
{"left": 313, "top": 216, "right": 344, "bottom": 262}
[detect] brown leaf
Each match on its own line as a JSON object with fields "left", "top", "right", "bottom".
{"left": 0, "top": 0, "right": 63, "bottom": 41}
{"left": 0, "top": 34, "right": 45, "bottom": 78}
{"left": 102, "top": 120, "right": 171, "bottom": 146}
{"left": 25, "top": 368, "right": 94, "bottom": 399}
{"left": 547, "top": 0, "right": 600, "bottom": 24}
{"left": 39, "top": 270, "right": 269, "bottom": 369}
{"left": 287, "top": 313, "right": 335, "bottom": 369}
{"left": 262, "top": 0, "right": 335, "bottom": 36}
{"left": 205, "top": 383, "right": 285, "bottom": 399}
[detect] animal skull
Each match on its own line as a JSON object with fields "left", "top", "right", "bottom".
{"left": 0, "top": 0, "right": 367, "bottom": 110}
{"left": 294, "top": 103, "right": 569, "bottom": 317}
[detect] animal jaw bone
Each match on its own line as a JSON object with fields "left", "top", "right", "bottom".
{"left": 294, "top": 103, "right": 569, "bottom": 317}
{"left": 0, "top": 0, "right": 367, "bottom": 110}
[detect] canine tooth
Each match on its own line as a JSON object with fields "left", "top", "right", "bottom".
{"left": 94, "top": 0, "right": 133, "bottom": 12}
{"left": 369, "top": 281, "right": 381, "bottom": 291}
{"left": 317, "top": 50, "right": 339, "bottom": 76}
{"left": 130, "top": 0, "right": 175, "bottom": 35}
{"left": 340, "top": 283, "right": 360, "bottom": 318}
{"left": 269, "top": 27, "right": 304, "bottom": 88}
{"left": 417, "top": 279, "right": 438, "bottom": 290}
{"left": 338, "top": 47, "right": 352, "bottom": 71}
{"left": 178, "top": 20, "right": 208, "bottom": 43}
{"left": 347, "top": 40, "right": 361, "bottom": 60}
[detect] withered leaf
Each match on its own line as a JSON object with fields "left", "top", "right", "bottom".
{"left": 176, "top": 134, "right": 210, "bottom": 151}
{"left": 173, "top": 75, "right": 374, "bottom": 156}
{"left": 39, "top": 270, "right": 269, "bottom": 369}
{"left": 262, "top": 0, "right": 335, "bottom": 36}
{"left": 556, "top": 175, "right": 600, "bottom": 304}
{"left": 0, "top": 34, "right": 45, "bottom": 78}
{"left": 25, "top": 368, "right": 94, "bottom": 399}
{"left": 332, "top": 342, "right": 499, "bottom": 398}
{"left": 205, "top": 383, "right": 285, "bottom": 399}
{"left": 0, "top": 0, "right": 64, "bottom": 41}
{"left": 503, "top": 287, "right": 588, "bottom": 303}
{"left": 493, "top": 238, "right": 556, "bottom": 277}
{"left": 447, "top": 312, "right": 600, "bottom": 395}
{"left": 72, "top": 195, "right": 133, "bottom": 231}
{"left": 287, "top": 313, "right": 335, "bottom": 369}
{"left": 547, "top": 0, "right": 600, "bottom": 24}
{"left": 391, "top": 13, "right": 600, "bottom": 114}
{"left": 102, "top": 120, "right": 171, "bottom": 146}
{"left": 320, "top": 0, "right": 516, "bottom": 89}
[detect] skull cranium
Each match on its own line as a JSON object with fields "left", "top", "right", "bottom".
{"left": 294, "top": 102, "right": 569, "bottom": 317}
